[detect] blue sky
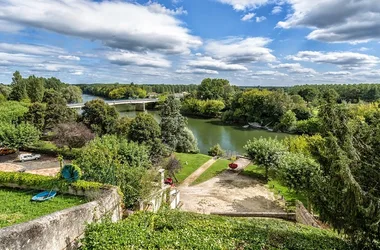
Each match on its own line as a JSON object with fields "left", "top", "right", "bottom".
{"left": 0, "top": 0, "right": 380, "bottom": 85}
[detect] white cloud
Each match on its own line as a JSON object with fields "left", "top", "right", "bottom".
{"left": 146, "top": 1, "right": 187, "bottom": 15}
{"left": 0, "top": 0, "right": 201, "bottom": 54}
{"left": 358, "top": 47, "right": 369, "bottom": 52}
{"left": 107, "top": 51, "right": 171, "bottom": 68}
{"left": 176, "top": 68, "right": 219, "bottom": 75}
{"left": 269, "top": 63, "right": 317, "bottom": 74}
{"left": 0, "top": 52, "right": 41, "bottom": 65}
{"left": 323, "top": 71, "right": 352, "bottom": 76}
{"left": 287, "top": 51, "right": 379, "bottom": 69}
{"left": 215, "top": 0, "right": 271, "bottom": 11}
{"left": 32, "top": 63, "right": 81, "bottom": 72}
{"left": 204, "top": 37, "right": 276, "bottom": 64}
{"left": 251, "top": 70, "right": 288, "bottom": 76}
{"left": 187, "top": 56, "right": 248, "bottom": 71}
{"left": 71, "top": 70, "right": 84, "bottom": 75}
{"left": 277, "top": 0, "right": 380, "bottom": 43}
{"left": 241, "top": 13, "right": 255, "bottom": 21}
{"left": 255, "top": 16, "right": 267, "bottom": 22}
{"left": 58, "top": 55, "right": 81, "bottom": 61}
{"left": 0, "top": 43, "right": 65, "bottom": 55}
{"left": 0, "top": 20, "right": 23, "bottom": 33}
{"left": 271, "top": 6, "right": 282, "bottom": 14}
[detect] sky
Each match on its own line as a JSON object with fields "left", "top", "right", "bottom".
{"left": 0, "top": 0, "right": 380, "bottom": 86}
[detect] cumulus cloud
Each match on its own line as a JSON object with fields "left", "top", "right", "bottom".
{"left": 204, "top": 37, "right": 276, "bottom": 64}
{"left": 107, "top": 51, "right": 171, "bottom": 68}
{"left": 287, "top": 51, "right": 379, "bottom": 69}
{"left": 187, "top": 56, "right": 248, "bottom": 71}
{"left": 176, "top": 68, "right": 219, "bottom": 75}
{"left": 269, "top": 63, "right": 317, "bottom": 74}
{"left": 241, "top": 13, "right": 255, "bottom": 21}
{"left": 0, "top": 0, "right": 201, "bottom": 54}
{"left": 255, "top": 16, "right": 267, "bottom": 22}
{"left": 251, "top": 70, "right": 288, "bottom": 76}
{"left": 146, "top": 1, "right": 187, "bottom": 15}
{"left": 277, "top": 0, "right": 380, "bottom": 43}
{"left": 58, "top": 55, "right": 81, "bottom": 61}
{"left": 271, "top": 6, "right": 282, "bottom": 14}
{"left": 215, "top": 0, "right": 271, "bottom": 11}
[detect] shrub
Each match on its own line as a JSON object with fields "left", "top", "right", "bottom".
{"left": 294, "top": 117, "right": 322, "bottom": 135}
{"left": 208, "top": 144, "right": 225, "bottom": 157}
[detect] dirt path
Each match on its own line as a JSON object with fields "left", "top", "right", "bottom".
{"left": 179, "top": 171, "right": 283, "bottom": 214}
{"left": 181, "top": 158, "right": 217, "bottom": 187}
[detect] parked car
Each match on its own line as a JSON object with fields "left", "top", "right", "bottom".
{"left": 18, "top": 153, "right": 41, "bottom": 162}
{"left": 0, "top": 148, "right": 16, "bottom": 156}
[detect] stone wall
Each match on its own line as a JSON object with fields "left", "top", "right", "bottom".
{"left": 0, "top": 185, "right": 122, "bottom": 250}
{"left": 295, "top": 201, "right": 321, "bottom": 228}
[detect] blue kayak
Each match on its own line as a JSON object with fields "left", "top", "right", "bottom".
{"left": 31, "top": 190, "right": 57, "bottom": 202}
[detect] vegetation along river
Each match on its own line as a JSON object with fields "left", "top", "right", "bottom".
{"left": 81, "top": 94, "right": 289, "bottom": 154}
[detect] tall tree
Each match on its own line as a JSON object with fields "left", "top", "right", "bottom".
{"left": 61, "top": 85, "right": 83, "bottom": 104}
{"left": 9, "top": 71, "right": 28, "bottom": 101}
{"left": 26, "top": 76, "right": 45, "bottom": 102}
{"left": 24, "top": 102, "right": 46, "bottom": 131}
{"left": 128, "top": 113, "right": 160, "bottom": 144}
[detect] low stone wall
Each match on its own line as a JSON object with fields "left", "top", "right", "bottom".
{"left": 0, "top": 184, "right": 122, "bottom": 250}
{"left": 295, "top": 201, "right": 321, "bottom": 228}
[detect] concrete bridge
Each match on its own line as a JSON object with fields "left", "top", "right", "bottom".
{"left": 67, "top": 98, "right": 158, "bottom": 111}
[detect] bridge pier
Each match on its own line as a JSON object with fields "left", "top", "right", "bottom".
{"left": 135, "top": 103, "right": 146, "bottom": 111}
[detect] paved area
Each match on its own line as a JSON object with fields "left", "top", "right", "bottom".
{"left": 179, "top": 171, "right": 284, "bottom": 214}
{"left": 181, "top": 158, "right": 217, "bottom": 187}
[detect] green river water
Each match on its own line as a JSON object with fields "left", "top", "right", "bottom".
{"left": 82, "top": 94, "right": 289, "bottom": 154}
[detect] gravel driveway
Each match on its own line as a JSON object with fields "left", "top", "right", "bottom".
{"left": 179, "top": 170, "right": 284, "bottom": 214}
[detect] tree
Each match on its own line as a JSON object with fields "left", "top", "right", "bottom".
{"left": 244, "top": 137, "right": 287, "bottom": 179}
{"left": 176, "top": 127, "right": 199, "bottom": 153}
{"left": 128, "top": 113, "right": 161, "bottom": 144}
{"left": 0, "top": 101, "right": 28, "bottom": 124}
{"left": 81, "top": 99, "right": 119, "bottom": 135}
{"left": 197, "top": 78, "right": 231, "bottom": 101}
{"left": 44, "top": 77, "right": 65, "bottom": 91}
{"left": 160, "top": 96, "right": 198, "bottom": 152}
{"left": 115, "top": 117, "right": 133, "bottom": 137}
{"left": 9, "top": 71, "right": 28, "bottom": 101}
{"left": 44, "top": 89, "right": 76, "bottom": 130}
{"left": 208, "top": 144, "right": 224, "bottom": 157}
{"left": 0, "top": 122, "right": 39, "bottom": 150}
{"left": 24, "top": 102, "right": 46, "bottom": 131}
{"left": 53, "top": 122, "right": 94, "bottom": 150}
{"left": 26, "top": 76, "right": 45, "bottom": 102}
{"left": 61, "top": 85, "right": 83, "bottom": 104}
{"left": 165, "top": 155, "right": 182, "bottom": 182}
{"left": 75, "top": 135, "right": 152, "bottom": 208}
{"left": 276, "top": 110, "right": 297, "bottom": 132}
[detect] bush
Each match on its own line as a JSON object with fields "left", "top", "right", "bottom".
{"left": 208, "top": 144, "right": 224, "bottom": 157}
{"left": 294, "top": 117, "right": 322, "bottom": 135}
{"left": 81, "top": 210, "right": 350, "bottom": 250}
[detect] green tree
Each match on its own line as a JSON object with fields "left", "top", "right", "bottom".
{"left": 176, "top": 127, "right": 199, "bottom": 153}
{"left": 44, "top": 89, "right": 76, "bottom": 130}
{"left": 115, "top": 117, "right": 133, "bottom": 137}
{"left": 276, "top": 110, "right": 297, "bottom": 132}
{"left": 23, "top": 102, "right": 46, "bottom": 131}
{"left": 128, "top": 113, "right": 161, "bottom": 144}
{"left": 244, "top": 137, "right": 287, "bottom": 179}
{"left": 208, "top": 144, "right": 225, "bottom": 157}
{"left": 44, "top": 77, "right": 65, "bottom": 91}
{"left": 61, "top": 85, "right": 83, "bottom": 104}
{"left": 0, "top": 101, "right": 28, "bottom": 124}
{"left": 0, "top": 122, "right": 39, "bottom": 150}
{"left": 81, "top": 99, "right": 119, "bottom": 135}
{"left": 9, "top": 71, "right": 28, "bottom": 101}
{"left": 197, "top": 78, "right": 232, "bottom": 101}
{"left": 26, "top": 76, "right": 45, "bottom": 102}
{"left": 75, "top": 135, "right": 152, "bottom": 208}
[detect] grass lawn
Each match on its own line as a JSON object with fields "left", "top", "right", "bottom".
{"left": 241, "top": 164, "right": 307, "bottom": 211}
{"left": 174, "top": 153, "right": 211, "bottom": 183}
{"left": 192, "top": 158, "right": 231, "bottom": 185}
{"left": 0, "top": 187, "right": 86, "bottom": 228}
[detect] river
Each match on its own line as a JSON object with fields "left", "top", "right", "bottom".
{"left": 81, "top": 94, "right": 289, "bottom": 154}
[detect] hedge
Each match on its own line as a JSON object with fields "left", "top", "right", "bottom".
{"left": 22, "top": 141, "right": 81, "bottom": 160}
{"left": 81, "top": 210, "right": 351, "bottom": 250}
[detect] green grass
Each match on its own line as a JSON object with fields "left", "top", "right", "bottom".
{"left": 0, "top": 187, "right": 86, "bottom": 228}
{"left": 174, "top": 153, "right": 211, "bottom": 183}
{"left": 240, "top": 164, "right": 307, "bottom": 211}
{"left": 192, "top": 158, "right": 231, "bottom": 185}
{"left": 82, "top": 210, "right": 350, "bottom": 250}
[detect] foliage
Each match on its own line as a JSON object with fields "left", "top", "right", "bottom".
{"left": 193, "top": 159, "right": 230, "bottom": 185}
{"left": 53, "top": 122, "right": 95, "bottom": 150}
{"left": 26, "top": 75, "right": 45, "bottom": 103}
{"left": 276, "top": 110, "right": 297, "bottom": 132}
{"left": 0, "top": 122, "right": 40, "bottom": 149}
{"left": 81, "top": 210, "right": 350, "bottom": 250}
{"left": 80, "top": 83, "right": 148, "bottom": 100}
{"left": 81, "top": 99, "right": 119, "bottom": 135}
{"left": 0, "top": 101, "right": 28, "bottom": 123}
{"left": 23, "top": 102, "right": 46, "bottom": 131}
{"left": 74, "top": 135, "right": 152, "bottom": 207}
{"left": 128, "top": 113, "right": 161, "bottom": 144}
{"left": 294, "top": 117, "right": 322, "bottom": 135}
{"left": 161, "top": 96, "right": 198, "bottom": 153}
{"left": 61, "top": 85, "right": 83, "bottom": 104}
{"left": 0, "top": 187, "right": 85, "bottom": 228}
{"left": 43, "top": 89, "right": 76, "bottom": 130}
{"left": 8, "top": 71, "right": 28, "bottom": 101}
{"left": 115, "top": 117, "right": 133, "bottom": 137}
{"left": 208, "top": 143, "right": 225, "bottom": 157}
{"left": 197, "top": 78, "right": 235, "bottom": 107}
{"left": 165, "top": 155, "right": 182, "bottom": 182}
{"left": 44, "top": 77, "right": 66, "bottom": 91}
{"left": 174, "top": 153, "right": 211, "bottom": 183}
{"left": 282, "top": 135, "right": 324, "bottom": 156}
{"left": 24, "top": 140, "right": 81, "bottom": 160}
{"left": 244, "top": 137, "right": 287, "bottom": 179}
{"left": 181, "top": 98, "right": 225, "bottom": 117}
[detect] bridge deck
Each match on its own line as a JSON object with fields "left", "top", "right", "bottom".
{"left": 68, "top": 98, "right": 158, "bottom": 108}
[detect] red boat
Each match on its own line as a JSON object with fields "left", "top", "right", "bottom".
{"left": 229, "top": 163, "right": 238, "bottom": 169}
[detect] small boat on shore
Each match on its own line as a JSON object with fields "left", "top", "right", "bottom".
{"left": 31, "top": 190, "right": 57, "bottom": 202}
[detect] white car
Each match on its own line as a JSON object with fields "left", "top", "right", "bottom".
{"left": 19, "top": 153, "right": 41, "bottom": 162}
